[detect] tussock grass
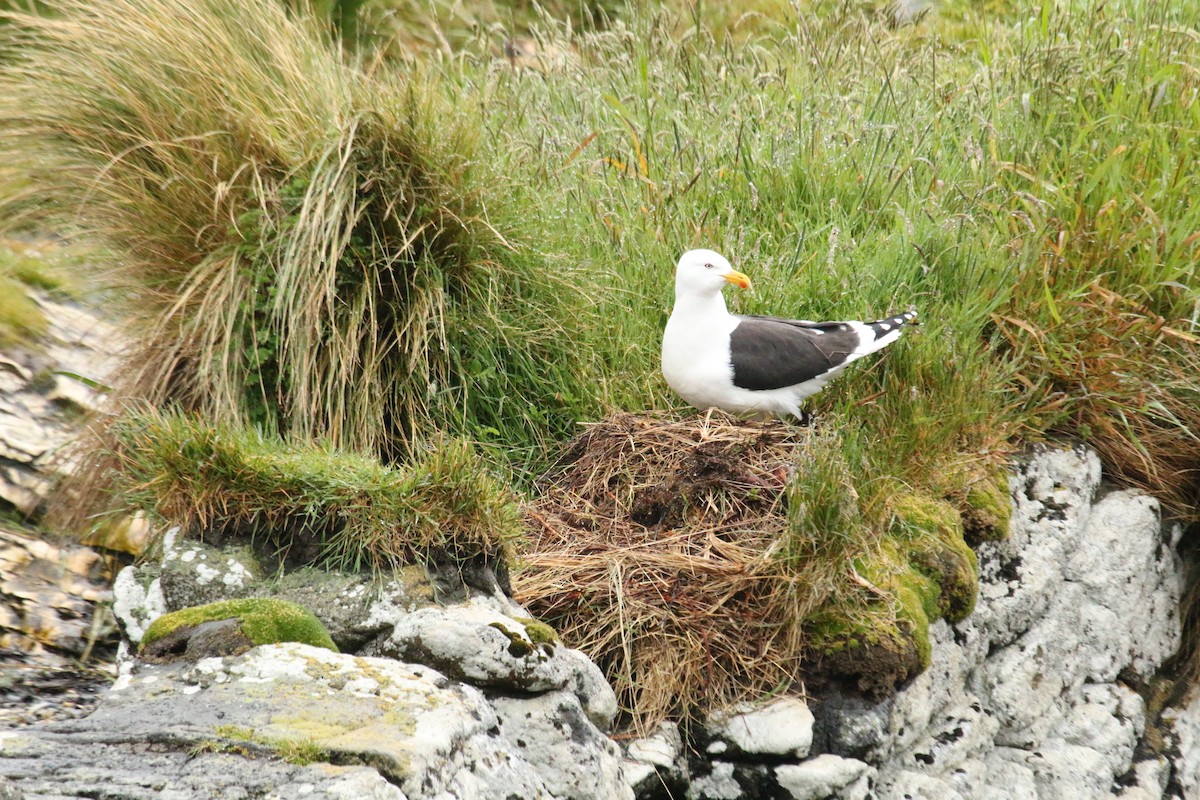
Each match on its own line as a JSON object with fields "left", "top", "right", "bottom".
{"left": 0, "top": 0, "right": 600, "bottom": 467}
{"left": 106, "top": 409, "right": 520, "bottom": 570}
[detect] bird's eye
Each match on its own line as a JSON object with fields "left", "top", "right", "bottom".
{"left": 704, "top": 263, "right": 715, "bottom": 269}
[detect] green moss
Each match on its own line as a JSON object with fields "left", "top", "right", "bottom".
{"left": 892, "top": 579, "right": 933, "bottom": 670}
{"left": 960, "top": 475, "right": 1013, "bottom": 544}
{"left": 921, "top": 535, "right": 979, "bottom": 622}
{"left": 1, "top": 247, "right": 73, "bottom": 294}
{"left": 140, "top": 598, "right": 337, "bottom": 653}
{"left": 108, "top": 410, "right": 520, "bottom": 571}
{"left": 805, "top": 608, "right": 886, "bottom": 655}
{"left": 514, "top": 616, "right": 559, "bottom": 645}
{"left": 889, "top": 494, "right": 963, "bottom": 542}
{"left": 889, "top": 492, "right": 979, "bottom": 622}
{"left": 0, "top": 274, "right": 47, "bottom": 347}
{"left": 488, "top": 618, "right": 557, "bottom": 657}
{"left": 803, "top": 600, "right": 925, "bottom": 695}
{"left": 803, "top": 511, "right": 978, "bottom": 695}
{"left": 189, "top": 737, "right": 252, "bottom": 758}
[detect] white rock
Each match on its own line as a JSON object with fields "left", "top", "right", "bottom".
{"left": 626, "top": 721, "right": 682, "bottom": 768}
{"left": 1164, "top": 690, "right": 1200, "bottom": 799}
{"left": 270, "top": 767, "right": 408, "bottom": 800}
{"left": 979, "top": 749, "right": 1039, "bottom": 800}
{"left": 814, "top": 446, "right": 1192, "bottom": 800}
{"left": 373, "top": 600, "right": 617, "bottom": 730}
{"left": 876, "top": 768, "right": 962, "bottom": 800}
{"left": 706, "top": 696, "right": 815, "bottom": 758}
{"left": 1025, "top": 743, "right": 1115, "bottom": 800}
{"left": 0, "top": 463, "right": 52, "bottom": 515}
{"left": 1116, "top": 756, "right": 1169, "bottom": 800}
{"left": 776, "top": 754, "right": 872, "bottom": 800}
{"left": 687, "top": 761, "right": 740, "bottom": 800}
{"left": 47, "top": 372, "right": 98, "bottom": 412}
{"left": 1053, "top": 683, "right": 1142, "bottom": 773}
{"left": 890, "top": 699, "right": 1000, "bottom": 775}
{"left": 111, "top": 564, "right": 167, "bottom": 644}
{"left": 490, "top": 689, "right": 631, "bottom": 800}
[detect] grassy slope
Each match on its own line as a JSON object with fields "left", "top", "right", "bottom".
{"left": 463, "top": 0, "right": 1200, "bottom": 501}
{"left": 452, "top": 0, "right": 1200, "bottom": 721}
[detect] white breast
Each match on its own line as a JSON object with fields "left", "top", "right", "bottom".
{"left": 661, "top": 310, "right": 739, "bottom": 410}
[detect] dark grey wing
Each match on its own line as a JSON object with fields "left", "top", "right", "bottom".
{"left": 728, "top": 316, "right": 863, "bottom": 391}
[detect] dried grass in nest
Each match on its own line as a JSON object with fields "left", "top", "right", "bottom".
{"left": 514, "top": 411, "right": 836, "bottom": 735}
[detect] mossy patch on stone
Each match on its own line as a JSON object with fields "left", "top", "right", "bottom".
{"left": 890, "top": 493, "right": 979, "bottom": 622}
{"left": 803, "top": 601, "right": 926, "bottom": 696}
{"left": 910, "top": 535, "right": 979, "bottom": 622}
{"left": 513, "top": 616, "right": 559, "bottom": 645}
{"left": 140, "top": 597, "right": 337, "bottom": 657}
{"left": 804, "top": 490, "right": 982, "bottom": 694}
{"left": 889, "top": 494, "right": 963, "bottom": 542}
{"left": 214, "top": 724, "right": 330, "bottom": 766}
{"left": 958, "top": 474, "right": 1012, "bottom": 544}
{"left": 488, "top": 618, "right": 556, "bottom": 658}
{"left": 0, "top": 273, "right": 48, "bottom": 347}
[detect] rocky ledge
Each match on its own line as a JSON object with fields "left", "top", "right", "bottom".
{"left": 3, "top": 445, "right": 1198, "bottom": 800}
{"left": 621, "top": 445, "right": 1198, "bottom": 800}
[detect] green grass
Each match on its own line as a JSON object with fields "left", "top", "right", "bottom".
{"left": 2, "top": 0, "right": 1198, "bottom": 722}
{"left": 106, "top": 409, "right": 522, "bottom": 571}
{"left": 212, "top": 725, "right": 331, "bottom": 767}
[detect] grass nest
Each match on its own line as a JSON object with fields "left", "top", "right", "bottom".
{"left": 515, "top": 411, "right": 857, "bottom": 734}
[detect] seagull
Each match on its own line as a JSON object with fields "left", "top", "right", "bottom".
{"left": 661, "top": 249, "right": 915, "bottom": 420}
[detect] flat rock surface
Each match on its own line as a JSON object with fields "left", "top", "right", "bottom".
{"left": 0, "top": 642, "right": 630, "bottom": 800}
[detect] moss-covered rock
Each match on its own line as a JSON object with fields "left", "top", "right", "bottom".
{"left": 803, "top": 601, "right": 926, "bottom": 696}
{"left": 959, "top": 475, "right": 1013, "bottom": 544}
{"left": 107, "top": 410, "right": 521, "bottom": 572}
{"left": 140, "top": 597, "right": 337, "bottom": 662}
{"left": 890, "top": 493, "right": 979, "bottom": 622}
{"left": 911, "top": 535, "right": 979, "bottom": 622}
{"left": 487, "top": 617, "right": 559, "bottom": 658}
{"left": 889, "top": 494, "right": 963, "bottom": 542}
{"left": 804, "top": 490, "right": 983, "bottom": 695}
{"left": 513, "top": 616, "right": 559, "bottom": 646}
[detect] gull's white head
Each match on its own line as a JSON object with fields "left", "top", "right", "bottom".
{"left": 673, "top": 249, "right": 751, "bottom": 300}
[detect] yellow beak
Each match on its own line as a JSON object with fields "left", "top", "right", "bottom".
{"left": 724, "top": 270, "right": 751, "bottom": 289}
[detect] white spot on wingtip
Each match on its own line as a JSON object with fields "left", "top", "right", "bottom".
{"left": 879, "top": 323, "right": 891, "bottom": 331}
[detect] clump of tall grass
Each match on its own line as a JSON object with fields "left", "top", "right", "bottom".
{"left": 106, "top": 408, "right": 520, "bottom": 570}
{"left": 0, "top": 0, "right": 601, "bottom": 476}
